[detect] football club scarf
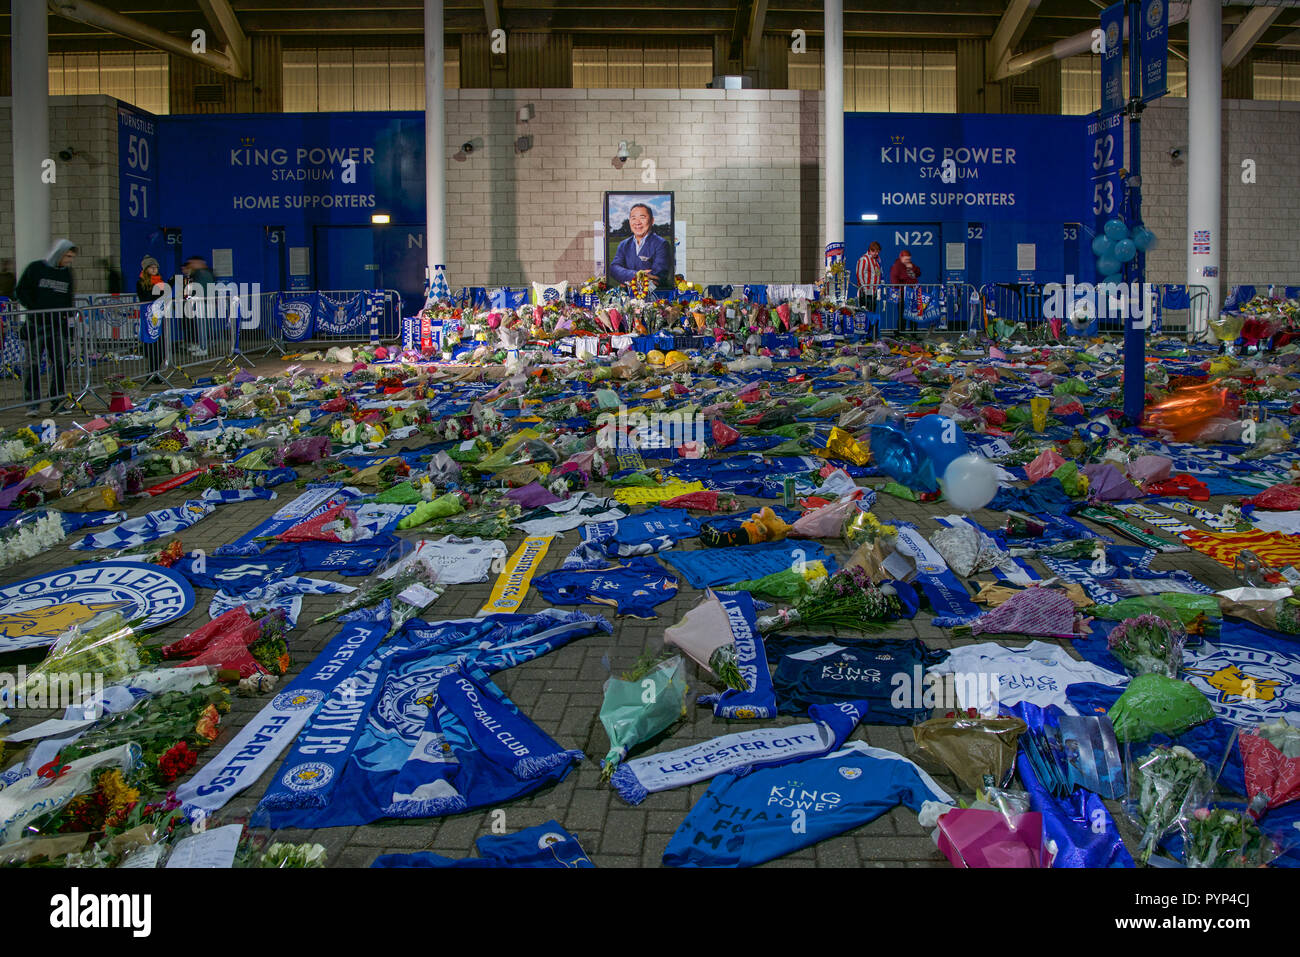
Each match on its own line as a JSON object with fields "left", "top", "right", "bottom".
{"left": 372, "top": 821, "right": 594, "bottom": 868}
{"left": 659, "top": 541, "right": 838, "bottom": 590}
{"left": 611, "top": 481, "right": 707, "bottom": 506}
{"left": 177, "top": 619, "right": 386, "bottom": 818}
{"left": 1148, "top": 498, "right": 1242, "bottom": 531}
{"left": 1114, "top": 502, "right": 1194, "bottom": 534}
{"left": 55, "top": 510, "right": 127, "bottom": 532}
{"left": 215, "top": 485, "right": 359, "bottom": 556}
{"left": 610, "top": 700, "right": 870, "bottom": 805}
{"left": 289, "top": 536, "right": 407, "bottom": 576}
{"left": 694, "top": 589, "right": 777, "bottom": 719}
{"left": 479, "top": 535, "right": 553, "bottom": 615}
{"left": 262, "top": 662, "right": 581, "bottom": 828}
{"left": 1076, "top": 506, "right": 1187, "bottom": 553}
{"left": 1181, "top": 529, "right": 1300, "bottom": 571}
{"left": 71, "top": 499, "right": 214, "bottom": 550}
{"left": 143, "top": 470, "right": 204, "bottom": 496}
{"left": 893, "top": 524, "right": 983, "bottom": 628}
{"left": 209, "top": 575, "right": 355, "bottom": 628}
{"left": 661, "top": 740, "right": 952, "bottom": 868}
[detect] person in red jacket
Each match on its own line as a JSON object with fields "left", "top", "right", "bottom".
{"left": 888, "top": 249, "right": 921, "bottom": 336}
{"left": 889, "top": 249, "right": 920, "bottom": 285}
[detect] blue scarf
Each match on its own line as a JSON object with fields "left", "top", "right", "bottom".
{"left": 660, "top": 542, "right": 838, "bottom": 589}
{"left": 695, "top": 590, "right": 776, "bottom": 719}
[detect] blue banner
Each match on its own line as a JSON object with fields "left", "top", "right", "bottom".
{"left": 1100, "top": 3, "right": 1126, "bottom": 116}
{"left": 117, "top": 103, "right": 163, "bottom": 294}
{"left": 276, "top": 292, "right": 318, "bottom": 342}
{"left": 844, "top": 113, "right": 1093, "bottom": 225}
{"left": 1140, "top": 0, "right": 1169, "bottom": 102}
{"left": 139, "top": 297, "right": 162, "bottom": 344}
{"left": 315, "top": 291, "right": 367, "bottom": 336}
{"left": 1087, "top": 111, "right": 1125, "bottom": 232}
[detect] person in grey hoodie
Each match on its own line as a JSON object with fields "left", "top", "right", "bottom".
{"left": 15, "top": 238, "right": 77, "bottom": 415}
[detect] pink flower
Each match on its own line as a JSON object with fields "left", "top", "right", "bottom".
{"left": 1193, "top": 807, "right": 1212, "bottom": 822}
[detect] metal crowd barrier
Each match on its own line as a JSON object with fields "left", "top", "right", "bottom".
{"left": 0, "top": 303, "right": 87, "bottom": 415}
{"left": 850, "top": 282, "right": 983, "bottom": 337}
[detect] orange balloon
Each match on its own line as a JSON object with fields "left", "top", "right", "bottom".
{"left": 1145, "top": 383, "right": 1229, "bottom": 440}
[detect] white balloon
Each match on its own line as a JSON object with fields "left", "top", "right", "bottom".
{"left": 941, "top": 453, "right": 1000, "bottom": 513}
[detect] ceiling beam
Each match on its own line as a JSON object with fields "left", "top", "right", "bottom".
{"left": 1222, "top": 4, "right": 1283, "bottom": 71}
{"left": 483, "top": 0, "right": 501, "bottom": 32}
{"left": 197, "top": 0, "right": 251, "bottom": 77}
{"left": 1274, "top": 26, "right": 1300, "bottom": 52}
{"left": 46, "top": 0, "right": 246, "bottom": 76}
{"left": 744, "top": 0, "right": 768, "bottom": 69}
{"left": 987, "top": 0, "right": 1041, "bottom": 82}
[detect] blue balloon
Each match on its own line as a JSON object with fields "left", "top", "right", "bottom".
{"left": 910, "top": 414, "right": 970, "bottom": 476}
{"left": 868, "top": 422, "right": 938, "bottom": 493}
{"left": 1132, "top": 226, "right": 1158, "bottom": 252}
{"left": 1103, "top": 217, "right": 1129, "bottom": 242}
{"left": 1090, "top": 235, "right": 1114, "bottom": 258}
{"left": 1113, "top": 238, "right": 1137, "bottom": 263}
{"left": 1096, "top": 255, "right": 1121, "bottom": 276}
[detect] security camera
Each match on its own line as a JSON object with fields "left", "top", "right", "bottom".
{"left": 461, "top": 142, "right": 474, "bottom": 154}
{"left": 58, "top": 148, "right": 77, "bottom": 161}
{"left": 1169, "top": 147, "right": 1184, "bottom": 160}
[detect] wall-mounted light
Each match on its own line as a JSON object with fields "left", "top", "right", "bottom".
{"left": 517, "top": 104, "right": 534, "bottom": 123}
{"left": 616, "top": 141, "right": 630, "bottom": 162}
{"left": 860, "top": 213, "right": 878, "bottom": 221}
{"left": 371, "top": 213, "right": 391, "bottom": 224}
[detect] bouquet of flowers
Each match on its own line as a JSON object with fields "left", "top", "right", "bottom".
{"left": 842, "top": 509, "right": 897, "bottom": 551}
{"left": 188, "top": 465, "right": 266, "bottom": 491}
{"left": 1181, "top": 808, "right": 1276, "bottom": 868}
{"left": 315, "top": 556, "right": 439, "bottom": 625}
{"left": 756, "top": 565, "right": 904, "bottom": 634}
{"left": 1107, "top": 613, "right": 1187, "bottom": 678}
{"left": 1129, "top": 745, "right": 1210, "bottom": 865}
{"left": 0, "top": 509, "right": 67, "bottom": 571}
{"left": 3, "top": 612, "right": 149, "bottom": 708}
{"left": 103, "top": 538, "right": 185, "bottom": 569}
{"left": 598, "top": 652, "right": 688, "bottom": 783}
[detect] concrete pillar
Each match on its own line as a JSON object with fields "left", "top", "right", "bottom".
{"left": 425, "top": 0, "right": 448, "bottom": 300}
{"left": 823, "top": 0, "right": 844, "bottom": 261}
{"left": 1186, "top": 0, "right": 1220, "bottom": 331}
{"left": 11, "top": 0, "right": 51, "bottom": 272}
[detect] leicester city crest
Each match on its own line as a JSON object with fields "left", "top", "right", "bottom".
{"left": 273, "top": 688, "right": 326, "bottom": 712}
{"left": 281, "top": 302, "right": 313, "bottom": 340}
{"left": 838, "top": 767, "right": 863, "bottom": 781}
{"left": 283, "top": 762, "right": 334, "bottom": 792}
{"left": 1146, "top": 0, "right": 1163, "bottom": 29}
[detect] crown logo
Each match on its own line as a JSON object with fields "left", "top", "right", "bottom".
{"left": 890, "top": 135, "right": 905, "bottom": 145}
{"left": 240, "top": 136, "right": 255, "bottom": 146}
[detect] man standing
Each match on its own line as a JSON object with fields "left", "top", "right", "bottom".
{"left": 15, "top": 238, "right": 77, "bottom": 416}
{"left": 183, "top": 254, "right": 217, "bottom": 356}
{"left": 889, "top": 249, "right": 922, "bottom": 336}
{"left": 856, "top": 241, "right": 883, "bottom": 309}
{"left": 609, "top": 203, "right": 673, "bottom": 288}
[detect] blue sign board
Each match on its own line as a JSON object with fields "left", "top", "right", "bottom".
{"left": 1100, "top": 2, "right": 1126, "bottom": 116}
{"left": 117, "top": 102, "right": 162, "bottom": 286}
{"left": 1140, "top": 0, "right": 1169, "bottom": 102}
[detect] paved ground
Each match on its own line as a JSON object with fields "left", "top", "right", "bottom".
{"left": 0, "top": 353, "right": 1250, "bottom": 867}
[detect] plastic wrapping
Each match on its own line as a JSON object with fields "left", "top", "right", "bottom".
{"left": 1105, "top": 613, "right": 1187, "bottom": 678}
{"left": 598, "top": 655, "right": 688, "bottom": 781}
{"left": 912, "top": 714, "right": 1027, "bottom": 792}
{"left": 1126, "top": 745, "right": 1211, "bottom": 865}
{"left": 1108, "top": 673, "right": 1214, "bottom": 743}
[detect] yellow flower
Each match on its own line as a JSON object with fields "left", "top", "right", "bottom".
{"left": 100, "top": 768, "right": 140, "bottom": 816}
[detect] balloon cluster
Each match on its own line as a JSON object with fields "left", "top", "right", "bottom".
{"left": 1090, "top": 217, "right": 1158, "bottom": 288}
{"left": 869, "top": 415, "right": 1000, "bottom": 513}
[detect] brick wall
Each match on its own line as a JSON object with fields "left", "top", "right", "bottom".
{"left": 444, "top": 87, "right": 819, "bottom": 287}
{"left": 1139, "top": 97, "right": 1300, "bottom": 289}
{"left": 0, "top": 95, "right": 121, "bottom": 291}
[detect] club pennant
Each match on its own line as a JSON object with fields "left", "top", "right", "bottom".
{"left": 479, "top": 536, "right": 553, "bottom": 615}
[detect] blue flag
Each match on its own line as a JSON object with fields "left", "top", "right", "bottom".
{"left": 372, "top": 821, "right": 594, "bottom": 868}
{"left": 660, "top": 542, "right": 838, "bottom": 589}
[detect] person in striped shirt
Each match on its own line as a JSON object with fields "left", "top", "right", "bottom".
{"left": 855, "top": 241, "right": 882, "bottom": 309}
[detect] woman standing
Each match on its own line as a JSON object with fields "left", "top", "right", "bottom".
{"left": 137, "top": 255, "right": 166, "bottom": 373}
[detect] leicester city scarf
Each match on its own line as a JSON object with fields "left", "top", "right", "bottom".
{"left": 199, "top": 487, "right": 279, "bottom": 504}
{"left": 610, "top": 700, "right": 868, "bottom": 805}
{"left": 71, "top": 500, "right": 214, "bottom": 550}
{"left": 695, "top": 590, "right": 777, "bottom": 719}
{"left": 660, "top": 541, "right": 839, "bottom": 590}
{"left": 893, "top": 524, "right": 983, "bottom": 629}
{"left": 178, "top": 620, "right": 386, "bottom": 818}
{"left": 260, "top": 611, "right": 610, "bottom": 828}
{"left": 372, "top": 821, "right": 593, "bottom": 868}
{"left": 209, "top": 575, "right": 355, "bottom": 628}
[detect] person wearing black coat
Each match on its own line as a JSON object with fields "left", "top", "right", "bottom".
{"left": 14, "top": 238, "right": 77, "bottom": 415}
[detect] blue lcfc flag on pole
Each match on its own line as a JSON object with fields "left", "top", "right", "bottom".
{"left": 275, "top": 292, "right": 318, "bottom": 343}
{"left": 1100, "top": 2, "right": 1126, "bottom": 116}
{"left": 139, "top": 298, "right": 162, "bottom": 344}
{"left": 1140, "top": 0, "right": 1169, "bottom": 102}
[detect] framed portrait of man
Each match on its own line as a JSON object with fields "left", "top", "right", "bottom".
{"left": 604, "top": 191, "right": 675, "bottom": 290}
